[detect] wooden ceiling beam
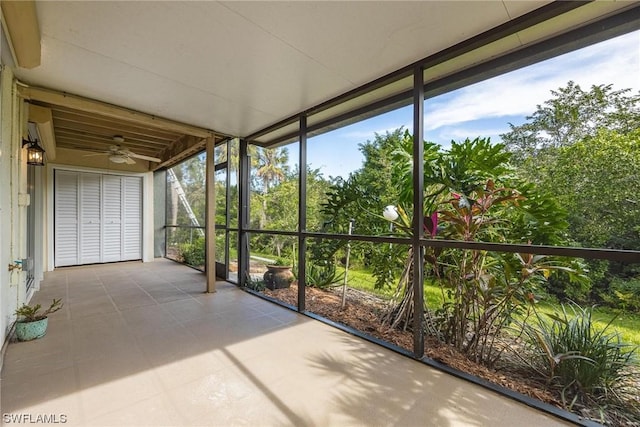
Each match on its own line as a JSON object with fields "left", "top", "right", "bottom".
{"left": 28, "top": 104, "right": 57, "bottom": 160}
{"left": 0, "top": 0, "right": 41, "bottom": 69}
{"left": 19, "top": 85, "right": 216, "bottom": 139}
{"left": 153, "top": 135, "right": 213, "bottom": 171}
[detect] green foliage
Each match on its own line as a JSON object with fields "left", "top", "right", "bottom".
{"left": 318, "top": 129, "right": 409, "bottom": 289}
{"left": 602, "top": 276, "right": 640, "bottom": 312}
{"left": 520, "top": 304, "right": 638, "bottom": 412}
{"left": 380, "top": 134, "right": 579, "bottom": 352}
{"left": 541, "top": 129, "right": 640, "bottom": 250}
{"left": 431, "top": 182, "right": 579, "bottom": 364}
{"left": 502, "top": 81, "right": 640, "bottom": 163}
{"left": 294, "top": 260, "right": 345, "bottom": 289}
{"left": 501, "top": 82, "right": 640, "bottom": 310}
{"left": 273, "top": 257, "right": 292, "bottom": 266}
{"left": 15, "top": 298, "right": 63, "bottom": 322}
{"left": 244, "top": 273, "right": 265, "bottom": 292}
{"left": 167, "top": 153, "right": 206, "bottom": 227}
{"left": 180, "top": 237, "right": 205, "bottom": 267}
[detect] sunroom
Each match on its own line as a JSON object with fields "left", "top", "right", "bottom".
{"left": 1, "top": 1, "right": 639, "bottom": 425}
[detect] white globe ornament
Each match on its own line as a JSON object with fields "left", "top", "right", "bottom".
{"left": 383, "top": 205, "right": 398, "bottom": 221}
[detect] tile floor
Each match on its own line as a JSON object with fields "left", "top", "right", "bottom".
{"left": 1, "top": 259, "right": 571, "bottom": 426}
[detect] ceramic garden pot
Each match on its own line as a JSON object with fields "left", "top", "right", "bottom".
{"left": 15, "top": 318, "right": 48, "bottom": 341}
{"left": 263, "top": 265, "right": 294, "bottom": 290}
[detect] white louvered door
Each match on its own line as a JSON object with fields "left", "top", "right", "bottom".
{"left": 54, "top": 170, "right": 142, "bottom": 267}
{"left": 102, "top": 175, "right": 123, "bottom": 262}
{"left": 54, "top": 171, "right": 80, "bottom": 267}
{"left": 79, "top": 173, "right": 102, "bottom": 264}
{"left": 122, "top": 177, "right": 142, "bottom": 260}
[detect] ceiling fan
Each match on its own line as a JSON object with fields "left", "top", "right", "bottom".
{"left": 84, "top": 136, "right": 161, "bottom": 164}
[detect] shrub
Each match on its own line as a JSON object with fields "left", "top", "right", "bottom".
{"left": 244, "top": 273, "right": 265, "bottom": 291}
{"left": 294, "top": 261, "right": 344, "bottom": 289}
{"left": 180, "top": 237, "right": 205, "bottom": 267}
{"left": 520, "top": 304, "right": 637, "bottom": 411}
{"left": 601, "top": 276, "right": 640, "bottom": 312}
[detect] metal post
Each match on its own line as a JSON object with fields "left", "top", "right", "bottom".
{"left": 341, "top": 218, "right": 354, "bottom": 309}
{"left": 238, "top": 139, "right": 250, "bottom": 286}
{"left": 412, "top": 66, "right": 425, "bottom": 358}
{"left": 205, "top": 137, "right": 216, "bottom": 293}
{"left": 298, "top": 115, "right": 307, "bottom": 312}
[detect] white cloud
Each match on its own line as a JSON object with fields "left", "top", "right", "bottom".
{"left": 424, "top": 31, "right": 640, "bottom": 131}
{"left": 431, "top": 126, "right": 510, "bottom": 142}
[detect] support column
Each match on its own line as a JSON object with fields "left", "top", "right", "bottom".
{"left": 297, "top": 116, "right": 307, "bottom": 312}
{"left": 238, "top": 139, "right": 250, "bottom": 285}
{"left": 205, "top": 137, "right": 216, "bottom": 293}
{"left": 412, "top": 66, "right": 425, "bottom": 358}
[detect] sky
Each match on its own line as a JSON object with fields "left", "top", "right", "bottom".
{"left": 291, "top": 29, "right": 640, "bottom": 179}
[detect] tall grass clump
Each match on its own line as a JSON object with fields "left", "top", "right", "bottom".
{"left": 520, "top": 303, "right": 638, "bottom": 423}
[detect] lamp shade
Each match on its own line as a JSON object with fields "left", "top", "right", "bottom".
{"left": 109, "top": 154, "right": 127, "bottom": 163}
{"left": 383, "top": 205, "right": 398, "bottom": 221}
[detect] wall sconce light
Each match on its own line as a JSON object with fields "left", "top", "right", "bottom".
{"left": 22, "top": 137, "right": 45, "bottom": 166}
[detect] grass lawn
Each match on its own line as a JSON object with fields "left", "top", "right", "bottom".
{"left": 340, "top": 265, "right": 640, "bottom": 347}
{"left": 535, "top": 301, "right": 640, "bottom": 347}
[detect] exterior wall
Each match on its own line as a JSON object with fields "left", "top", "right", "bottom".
{"left": 0, "top": 61, "right": 30, "bottom": 349}
{"left": 0, "top": 29, "right": 10, "bottom": 355}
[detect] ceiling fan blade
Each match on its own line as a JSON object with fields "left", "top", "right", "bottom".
{"left": 125, "top": 157, "right": 136, "bottom": 165}
{"left": 129, "top": 152, "right": 161, "bottom": 163}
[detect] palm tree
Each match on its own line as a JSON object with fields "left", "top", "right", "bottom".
{"left": 255, "top": 147, "right": 289, "bottom": 228}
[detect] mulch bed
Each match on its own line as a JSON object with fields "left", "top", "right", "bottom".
{"left": 263, "top": 283, "right": 639, "bottom": 426}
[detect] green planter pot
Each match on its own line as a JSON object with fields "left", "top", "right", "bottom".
{"left": 15, "top": 318, "right": 48, "bottom": 341}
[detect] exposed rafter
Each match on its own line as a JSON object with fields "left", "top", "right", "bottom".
{"left": 18, "top": 85, "right": 216, "bottom": 139}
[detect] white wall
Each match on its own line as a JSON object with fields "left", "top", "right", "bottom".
{"left": 0, "top": 24, "right": 10, "bottom": 354}
{"left": 0, "top": 54, "right": 28, "bottom": 349}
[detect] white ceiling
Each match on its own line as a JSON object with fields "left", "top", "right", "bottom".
{"left": 8, "top": 1, "right": 631, "bottom": 139}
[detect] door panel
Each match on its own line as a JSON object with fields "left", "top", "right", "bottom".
{"left": 123, "top": 177, "right": 142, "bottom": 260}
{"left": 54, "top": 171, "right": 79, "bottom": 267}
{"left": 102, "top": 175, "right": 123, "bottom": 262}
{"left": 79, "top": 173, "right": 102, "bottom": 264}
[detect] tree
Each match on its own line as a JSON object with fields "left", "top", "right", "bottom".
{"left": 317, "top": 129, "right": 408, "bottom": 288}
{"left": 501, "top": 81, "right": 640, "bottom": 306}
{"left": 254, "top": 147, "right": 289, "bottom": 229}
{"left": 502, "top": 81, "right": 640, "bottom": 166}
{"left": 383, "top": 135, "right": 577, "bottom": 359}
{"left": 540, "top": 129, "right": 640, "bottom": 250}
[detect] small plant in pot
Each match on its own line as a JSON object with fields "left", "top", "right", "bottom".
{"left": 14, "top": 298, "right": 63, "bottom": 341}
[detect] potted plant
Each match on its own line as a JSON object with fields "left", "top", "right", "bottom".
{"left": 14, "top": 298, "right": 63, "bottom": 341}
{"left": 263, "top": 257, "right": 294, "bottom": 290}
